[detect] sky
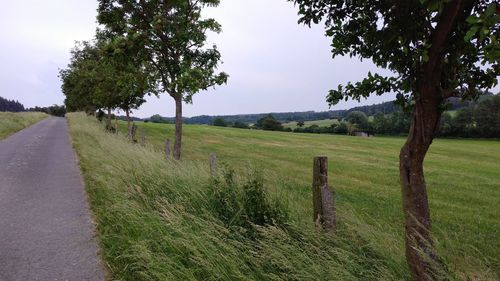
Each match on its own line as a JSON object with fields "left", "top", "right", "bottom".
{"left": 2, "top": 0, "right": 402, "bottom": 118}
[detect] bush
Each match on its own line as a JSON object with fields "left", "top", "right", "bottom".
{"left": 233, "top": 121, "right": 250, "bottom": 129}
{"left": 213, "top": 117, "right": 228, "bottom": 127}
{"left": 255, "top": 114, "right": 284, "bottom": 131}
{"left": 208, "top": 168, "right": 288, "bottom": 234}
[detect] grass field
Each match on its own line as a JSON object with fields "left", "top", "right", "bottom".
{"left": 0, "top": 112, "right": 48, "bottom": 140}
{"left": 68, "top": 113, "right": 499, "bottom": 280}
{"left": 283, "top": 118, "right": 340, "bottom": 129}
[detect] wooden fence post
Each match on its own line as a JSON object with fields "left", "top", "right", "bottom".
{"left": 312, "top": 156, "right": 336, "bottom": 232}
{"left": 140, "top": 129, "right": 146, "bottom": 146}
{"left": 210, "top": 153, "right": 218, "bottom": 176}
{"left": 129, "top": 123, "right": 138, "bottom": 143}
{"left": 165, "top": 139, "right": 171, "bottom": 159}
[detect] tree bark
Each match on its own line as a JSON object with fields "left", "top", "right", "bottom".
{"left": 400, "top": 83, "right": 443, "bottom": 280}
{"left": 126, "top": 109, "right": 132, "bottom": 141}
{"left": 173, "top": 96, "right": 182, "bottom": 160}
{"left": 400, "top": 1, "right": 468, "bottom": 279}
{"left": 106, "top": 107, "right": 113, "bottom": 132}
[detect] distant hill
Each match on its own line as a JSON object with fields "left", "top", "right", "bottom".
{"left": 145, "top": 97, "right": 481, "bottom": 125}
{"left": 146, "top": 100, "right": 403, "bottom": 124}
{"left": 0, "top": 97, "right": 25, "bottom": 112}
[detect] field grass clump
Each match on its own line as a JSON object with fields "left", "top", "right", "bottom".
{"left": 0, "top": 111, "right": 48, "bottom": 139}
{"left": 68, "top": 113, "right": 409, "bottom": 280}
{"left": 208, "top": 168, "right": 289, "bottom": 233}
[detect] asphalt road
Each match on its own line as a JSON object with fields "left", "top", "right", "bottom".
{"left": 0, "top": 117, "right": 104, "bottom": 281}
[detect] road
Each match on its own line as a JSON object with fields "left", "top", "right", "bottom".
{"left": 0, "top": 117, "right": 105, "bottom": 281}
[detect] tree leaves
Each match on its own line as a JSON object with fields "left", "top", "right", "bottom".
{"left": 292, "top": 0, "right": 499, "bottom": 106}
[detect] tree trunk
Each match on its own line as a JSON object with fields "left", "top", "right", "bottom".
{"left": 173, "top": 96, "right": 182, "bottom": 160}
{"left": 106, "top": 107, "right": 113, "bottom": 132}
{"left": 126, "top": 109, "right": 132, "bottom": 141}
{"left": 400, "top": 83, "right": 443, "bottom": 280}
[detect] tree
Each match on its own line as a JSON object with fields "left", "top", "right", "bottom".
{"left": 60, "top": 38, "right": 154, "bottom": 135}
{"left": 233, "top": 121, "right": 250, "bottom": 129}
{"left": 99, "top": 34, "right": 155, "bottom": 138}
{"left": 60, "top": 41, "right": 103, "bottom": 115}
{"left": 292, "top": 1, "right": 499, "bottom": 279}
{"left": 0, "top": 97, "right": 25, "bottom": 112}
{"left": 297, "top": 120, "right": 305, "bottom": 127}
{"left": 345, "top": 111, "right": 369, "bottom": 131}
{"left": 372, "top": 112, "right": 388, "bottom": 134}
{"left": 256, "top": 114, "right": 284, "bottom": 131}
{"left": 475, "top": 94, "right": 500, "bottom": 137}
{"left": 97, "top": 0, "right": 228, "bottom": 160}
{"left": 213, "top": 117, "right": 228, "bottom": 127}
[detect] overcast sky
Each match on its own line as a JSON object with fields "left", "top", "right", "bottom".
{"left": 2, "top": 0, "right": 404, "bottom": 118}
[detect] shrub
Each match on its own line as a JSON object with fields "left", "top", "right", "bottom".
{"left": 208, "top": 168, "right": 288, "bottom": 233}
{"left": 213, "top": 117, "right": 228, "bottom": 127}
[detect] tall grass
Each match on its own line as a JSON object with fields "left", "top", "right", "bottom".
{"left": 68, "top": 113, "right": 413, "bottom": 280}
{"left": 0, "top": 112, "right": 49, "bottom": 139}
{"left": 116, "top": 119, "right": 499, "bottom": 280}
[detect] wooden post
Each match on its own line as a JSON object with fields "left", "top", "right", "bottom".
{"left": 129, "top": 123, "right": 138, "bottom": 143}
{"left": 312, "top": 156, "right": 336, "bottom": 232}
{"left": 165, "top": 139, "right": 171, "bottom": 159}
{"left": 140, "top": 129, "right": 146, "bottom": 146}
{"left": 210, "top": 153, "right": 218, "bottom": 176}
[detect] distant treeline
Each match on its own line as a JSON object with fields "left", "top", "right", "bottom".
{"left": 293, "top": 94, "right": 500, "bottom": 138}
{"left": 146, "top": 97, "right": 472, "bottom": 125}
{"left": 0, "top": 96, "right": 66, "bottom": 117}
{"left": 209, "top": 94, "right": 499, "bottom": 139}
{"left": 27, "top": 105, "right": 67, "bottom": 117}
{"left": 0, "top": 97, "right": 25, "bottom": 112}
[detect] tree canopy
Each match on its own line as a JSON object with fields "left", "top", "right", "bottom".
{"left": 97, "top": 0, "right": 229, "bottom": 159}
{"left": 294, "top": 1, "right": 498, "bottom": 108}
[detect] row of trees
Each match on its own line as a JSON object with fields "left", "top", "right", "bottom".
{"left": 0, "top": 97, "right": 25, "bottom": 112}
{"left": 1, "top": 96, "right": 66, "bottom": 117}
{"left": 441, "top": 94, "right": 500, "bottom": 138}
{"left": 291, "top": 94, "right": 500, "bottom": 138}
{"left": 60, "top": 0, "right": 228, "bottom": 159}
{"left": 27, "top": 105, "right": 67, "bottom": 117}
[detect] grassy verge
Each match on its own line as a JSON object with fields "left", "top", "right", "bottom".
{"left": 69, "top": 113, "right": 499, "bottom": 280}
{"left": 0, "top": 112, "right": 49, "bottom": 140}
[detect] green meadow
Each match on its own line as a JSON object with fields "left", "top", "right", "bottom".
{"left": 0, "top": 112, "right": 48, "bottom": 140}
{"left": 69, "top": 113, "right": 499, "bottom": 280}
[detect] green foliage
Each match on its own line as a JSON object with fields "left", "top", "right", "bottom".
{"left": 212, "top": 117, "right": 228, "bottom": 127}
{"left": 345, "top": 111, "right": 369, "bottom": 130}
{"left": 232, "top": 121, "right": 250, "bottom": 129}
{"left": 297, "top": 120, "right": 305, "bottom": 127}
{"left": 149, "top": 114, "right": 171, "bottom": 124}
{"left": 27, "top": 105, "right": 66, "bottom": 117}
{"left": 208, "top": 168, "right": 288, "bottom": 234}
{"left": 256, "top": 114, "right": 284, "bottom": 131}
{"left": 292, "top": 0, "right": 499, "bottom": 107}
{"left": 97, "top": 0, "right": 228, "bottom": 102}
{"left": 59, "top": 39, "right": 154, "bottom": 115}
{"left": 0, "top": 96, "right": 25, "bottom": 112}
{"left": 440, "top": 94, "right": 500, "bottom": 138}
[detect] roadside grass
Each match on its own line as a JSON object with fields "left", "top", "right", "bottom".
{"left": 120, "top": 119, "right": 499, "bottom": 280}
{"left": 283, "top": 118, "right": 340, "bottom": 129}
{"left": 0, "top": 112, "right": 49, "bottom": 140}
